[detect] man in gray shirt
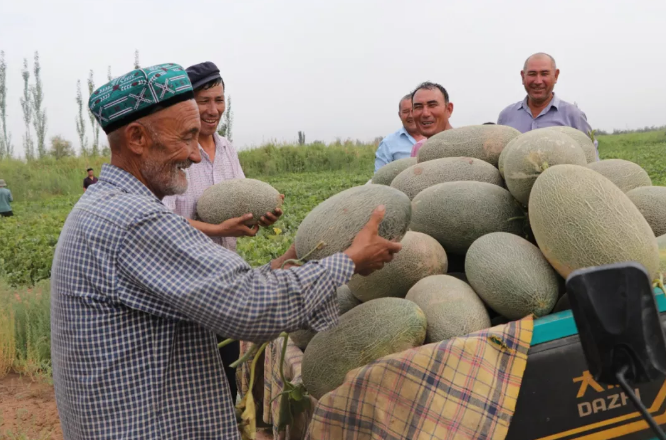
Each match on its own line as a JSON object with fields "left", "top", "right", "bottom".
{"left": 497, "top": 53, "right": 598, "bottom": 157}
{"left": 0, "top": 179, "right": 13, "bottom": 217}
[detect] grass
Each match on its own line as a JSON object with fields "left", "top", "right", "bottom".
{"left": 597, "top": 130, "right": 666, "bottom": 185}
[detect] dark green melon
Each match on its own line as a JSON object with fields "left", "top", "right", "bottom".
{"left": 302, "top": 297, "right": 427, "bottom": 399}
{"left": 465, "top": 232, "right": 560, "bottom": 319}
{"left": 295, "top": 184, "right": 412, "bottom": 261}
{"left": 416, "top": 124, "right": 521, "bottom": 166}
{"left": 409, "top": 181, "right": 525, "bottom": 255}
{"left": 390, "top": 157, "right": 503, "bottom": 200}
{"left": 372, "top": 157, "right": 417, "bottom": 185}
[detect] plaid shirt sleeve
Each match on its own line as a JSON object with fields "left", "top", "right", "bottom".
{"left": 117, "top": 210, "right": 354, "bottom": 342}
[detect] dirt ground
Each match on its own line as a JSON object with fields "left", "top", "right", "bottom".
{"left": 0, "top": 373, "right": 273, "bottom": 440}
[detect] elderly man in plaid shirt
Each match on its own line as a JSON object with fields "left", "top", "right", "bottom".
{"left": 50, "top": 62, "right": 401, "bottom": 440}
{"left": 162, "top": 61, "right": 282, "bottom": 402}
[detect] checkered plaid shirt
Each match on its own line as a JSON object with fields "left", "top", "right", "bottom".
{"left": 50, "top": 163, "right": 354, "bottom": 440}
{"left": 162, "top": 134, "right": 245, "bottom": 251}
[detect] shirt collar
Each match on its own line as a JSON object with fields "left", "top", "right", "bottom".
{"left": 98, "top": 163, "right": 160, "bottom": 201}
{"left": 198, "top": 133, "right": 228, "bottom": 161}
{"left": 518, "top": 92, "right": 560, "bottom": 111}
{"left": 398, "top": 126, "right": 416, "bottom": 143}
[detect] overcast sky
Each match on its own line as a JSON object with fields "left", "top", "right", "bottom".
{"left": 1, "top": 0, "right": 665, "bottom": 158}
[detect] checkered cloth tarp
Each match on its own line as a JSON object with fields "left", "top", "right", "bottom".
{"left": 250, "top": 315, "right": 533, "bottom": 440}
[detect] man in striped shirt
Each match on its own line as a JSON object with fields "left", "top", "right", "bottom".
{"left": 51, "top": 62, "right": 401, "bottom": 439}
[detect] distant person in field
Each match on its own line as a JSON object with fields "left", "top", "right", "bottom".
{"left": 82, "top": 168, "right": 98, "bottom": 192}
{"left": 162, "top": 61, "right": 282, "bottom": 400}
{"left": 374, "top": 94, "right": 425, "bottom": 172}
{"left": 50, "top": 62, "right": 401, "bottom": 440}
{"left": 0, "top": 179, "right": 13, "bottom": 217}
{"left": 409, "top": 81, "right": 455, "bottom": 158}
{"left": 497, "top": 52, "right": 599, "bottom": 158}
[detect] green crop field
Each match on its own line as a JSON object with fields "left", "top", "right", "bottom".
{"left": 0, "top": 130, "right": 665, "bottom": 380}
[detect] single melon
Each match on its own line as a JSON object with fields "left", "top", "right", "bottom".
{"left": 405, "top": 275, "right": 490, "bottom": 343}
{"left": 196, "top": 178, "right": 283, "bottom": 225}
{"left": 627, "top": 186, "right": 666, "bottom": 237}
{"left": 301, "top": 297, "right": 426, "bottom": 399}
{"left": 503, "top": 129, "right": 586, "bottom": 206}
{"left": 529, "top": 164, "right": 659, "bottom": 280}
{"left": 372, "top": 157, "right": 417, "bottom": 185}
{"left": 390, "top": 157, "right": 504, "bottom": 200}
{"left": 295, "top": 184, "right": 411, "bottom": 261}
{"left": 410, "top": 181, "right": 525, "bottom": 255}
{"left": 498, "top": 137, "right": 519, "bottom": 178}
{"left": 543, "top": 126, "right": 598, "bottom": 163}
{"left": 348, "top": 231, "right": 448, "bottom": 302}
{"left": 587, "top": 159, "right": 652, "bottom": 193}
{"left": 289, "top": 285, "right": 361, "bottom": 350}
{"left": 465, "top": 232, "right": 560, "bottom": 319}
{"left": 416, "top": 124, "right": 521, "bottom": 166}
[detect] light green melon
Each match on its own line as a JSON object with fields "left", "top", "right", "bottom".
{"left": 390, "top": 157, "right": 504, "bottom": 200}
{"left": 465, "top": 232, "right": 560, "bottom": 319}
{"left": 289, "top": 285, "right": 361, "bottom": 350}
{"left": 627, "top": 186, "right": 666, "bottom": 237}
{"left": 196, "top": 178, "right": 282, "bottom": 225}
{"left": 348, "top": 231, "right": 448, "bottom": 302}
{"left": 503, "top": 128, "right": 586, "bottom": 206}
{"left": 498, "top": 136, "right": 519, "bottom": 178}
{"left": 543, "top": 126, "right": 598, "bottom": 163}
{"left": 372, "top": 157, "right": 417, "bottom": 185}
{"left": 302, "top": 297, "right": 427, "bottom": 399}
{"left": 528, "top": 164, "right": 659, "bottom": 280}
{"left": 295, "top": 184, "right": 412, "bottom": 261}
{"left": 405, "top": 275, "right": 491, "bottom": 343}
{"left": 587, "top": 159, "right": 652, "bottom": 193}
{"left": 416, "top": 124, "right": 521, "bottom": 166}
{"left": 409, "top": 181, "right": 525, "bottom": 255}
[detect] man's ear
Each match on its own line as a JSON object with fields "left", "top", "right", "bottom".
{"left": 554, "top": 68, "right": 560, "bottom": 83}
{"left": 125, "top": 122, "right": 150, "bottom": 156}
{"left": 447, "top": 102, "right": 454, "bottom": 116}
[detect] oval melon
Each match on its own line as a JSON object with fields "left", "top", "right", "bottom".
{"left": 626, "top": 186, "right": 666, "bottom": 237}
{"left": 409, "top": 181, "right": 525, "bottom": 255}
{"left": 405, "top": 275, "right": 490, "bottom": 343}
{"left": 390, "top": 157, "right": 504, "bottom": 200}
{"left": 416, "top": 124, "right": 521, "bottom": 166}
{"left": 295, "top": 184, "right": 411, "bottom": 261}
{"left": 543, "top": 126, "right": 598, "bottom": 163}
{"left": 196, "top": 178, "right": 282, "bottom": 225}
{"left": 465, "top": 232, "right": 560, "bottom": 319}
{"left": 348, "top": 231, "right": 448, "bottom": 302}
{"left": 289, "top": 285, "right": 361, "bottom": 350}
{"left": 587, "top": 159, "right": 652, "bottom": 193}
{"left": 528, "top": 164, "right": 659, "bottom": 280}
{"left": 503, "top": 129, "right": 586, "bottom": 206}
{"left": 301, "top": 297, "right": 427, "bottom": 399}
{"left": 372, "top": 157, "right": 417, "bottom": 185}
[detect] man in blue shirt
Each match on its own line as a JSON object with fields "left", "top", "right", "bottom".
{"left": 497, "top": 53, "right": 597, "bottom": 141}
{"left": 374, "top": 94, "right": 425, "bottom": 172}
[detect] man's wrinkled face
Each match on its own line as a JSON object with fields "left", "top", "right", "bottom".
{"left": 521, "top": 55, "right": 559, "bottom": 104}
{"left": 140, "top": 100, "right": 202, "bottom": 197}
{"left": 195, "top": 84, "right": 225, "bottom": 137}
{"left": 412, "top": 88, "right": 453, "bottom": 137}
{"left": 398, "top": 98, "right": 417, "bottom": 133}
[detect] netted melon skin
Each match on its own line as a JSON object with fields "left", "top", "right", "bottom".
{"left": 348, "top": 231, "right": 448, "bottom": 302}
{"left": 405, "top": 275, "right": 490, "bottom": 343}
{"left": 409, "top": 181, "right": 525, "bottom": 255}
{"left": 627, "top": 186, "right": 666, "bottom": 237}
{"left": 391, "top": 157, "right": 504, "bottom": 200}
{"left": 529, "top": 164, "right": 659, "bottom": 280}
{"left": 289, "top": 285, "right": 360, "bottom": 350}
{"left": 465, "top": 232, "right": 560, "bottom": 319}
{"left": 416, "top": 124, "right": 521, "bottom": 166}
{"left": 295, "top": 184, "right": 412, "bottom": 261}
{"left": 196, "top": 178, "right": 282, "bottom": 225}
{"left": 503, "top": 128, "right": 586, "bottom": 206}
{"left": 587, "top": 159, "right": 652, "bottom": 193}
{"left": 544, "top": 126, "right": 598, "bottom": 163}
{"left": 301, "top": 297, "right": 427, "bottom": 399}
{"left": 372, "top": 157, "right": 418, "bottom": 186}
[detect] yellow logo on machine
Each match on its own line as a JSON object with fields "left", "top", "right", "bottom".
{"left": 573, "top": 370, "right": 641, "bottom": 418}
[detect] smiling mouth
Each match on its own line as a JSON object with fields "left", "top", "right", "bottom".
{"left": 202, "top": 118, "right": 218, "bottom": 124}
{"left": 420, "top": 121, "right": 434, "bottom": 128}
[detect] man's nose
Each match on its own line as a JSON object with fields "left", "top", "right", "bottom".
{"left": 190, "top": 142, "right": 202, "bottom": 163}
{"left": 206, "top": 102, "right": 219, "bottom": 116}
